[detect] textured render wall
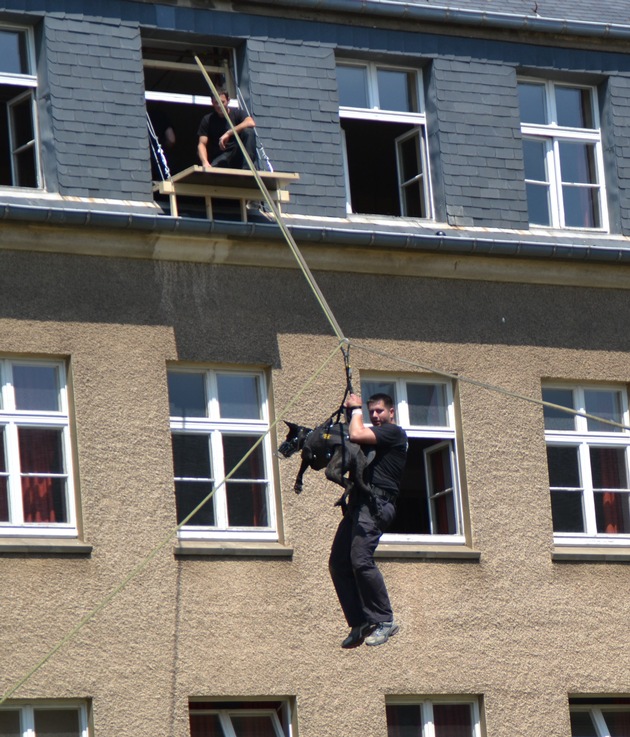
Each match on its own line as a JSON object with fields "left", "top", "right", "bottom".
{"left": 246, "top": 39, "right": 347, "bottom": 218}
{"left": 2, "top": 247, "right": 630, "bottom": 735}
{"left": 41, "top": 15, "right": 150, "bottom": 201}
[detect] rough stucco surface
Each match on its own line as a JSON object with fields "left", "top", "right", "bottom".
{"left": 1, "top": 248, "right": 630, "bottom": 736}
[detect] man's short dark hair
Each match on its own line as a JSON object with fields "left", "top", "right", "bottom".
{"left": 367, "top": 393, "right": 394, "bottom": 410}
{"left": 216, "top": 87, "right": 230, "bottom": 99}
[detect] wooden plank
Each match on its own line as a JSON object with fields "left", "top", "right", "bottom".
{"left": 168, "top": 165, "right": 299, "bottom": 190}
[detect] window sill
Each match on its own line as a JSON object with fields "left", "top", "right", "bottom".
{"left": 0, "top": 537, "right": 92, "bottom": 556}
{"left": 376, "top": 544, "right": 480, "bottom": 560}
{"left": 552, "top": 545, "right": 630, "bottom": 562}
{"left": 174, "top": 540, "right": 294, "bottom": 558}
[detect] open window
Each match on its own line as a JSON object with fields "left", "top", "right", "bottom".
{"left": 143, "top": 41, "right": 237, "bottom": 181}
{"left": 0, "top": 25, "right": 41, "bottom": 189}
{"left": 337, "top": 61, "right": 432, "bottom": 218}
{"left": 360, "top": 376, "right": 464, "bottom": 544}
{"left": 189, "top": 700, "right": 294, "bottom": 737}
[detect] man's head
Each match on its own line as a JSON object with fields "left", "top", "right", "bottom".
{"left": 211, "top": 88, "right": 230, "bottom": 116}
{"left": 367, "top": 393, "right": 395, "bottom": 426}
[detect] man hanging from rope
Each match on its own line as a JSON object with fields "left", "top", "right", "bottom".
{"left": 329, "top": 391, "right": 408, "bottom": 648}
{"left": 197, "top": 87, "right": 257, "bottom": 169}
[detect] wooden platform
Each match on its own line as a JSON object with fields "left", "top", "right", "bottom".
{"left": 153, "top": 165, "right": 300, "bottom": 220}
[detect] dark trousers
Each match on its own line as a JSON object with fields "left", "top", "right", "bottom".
{"left": 211, "top": 127, "right": 257, "bottom": 169}
{"left": 328, "top": 495, "right": 396, "bottom": 627}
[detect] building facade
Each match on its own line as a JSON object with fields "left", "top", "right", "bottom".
{"left": 1, "top": 1, "right": 630, "bottom": 735}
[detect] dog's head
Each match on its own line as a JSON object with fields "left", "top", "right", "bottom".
{"left": 277, "top": 421, "right": 312, "bottom": 458}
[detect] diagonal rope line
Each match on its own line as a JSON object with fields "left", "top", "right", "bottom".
{"left": 193, "top": 56, "right": 346, "bottom": 344}
{"left": 351, "top": 340, "right": 630, "bottom": 431}
{"left": 0, "top": 340, "right": 345, "bottom": 706}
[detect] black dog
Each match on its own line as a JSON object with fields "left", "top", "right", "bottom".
{"left": 278, "top": 419, "right": 373, "bottom": 509}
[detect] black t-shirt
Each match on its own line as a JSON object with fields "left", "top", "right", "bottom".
{"left": 197, "top": 107, "right": 247, "bottom": 159}
{"left": 363, "top": 423, "right": 408, "bottom": 495}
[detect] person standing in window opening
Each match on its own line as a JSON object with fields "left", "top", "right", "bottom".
{"left": 197, "top": 89, "right": 257, "bottom": 169}
{"left": 329, "top": 392, "right": 408, "bottom": 648}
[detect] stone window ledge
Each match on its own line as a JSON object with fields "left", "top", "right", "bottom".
{"left": 553, "top": 545, "right": 630, "bottom": 562}
{"left": 174, "top": 540, "right": 293, "bottom": 558}
{"left": 376, "top": 544, "right": 480, "bottom": 560}
{"left": 0, "top": 537, "right": 92, "bottom": 556}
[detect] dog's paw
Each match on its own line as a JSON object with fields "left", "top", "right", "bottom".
{"left": 294, "top": 485, "right": 303, "bottom": 494}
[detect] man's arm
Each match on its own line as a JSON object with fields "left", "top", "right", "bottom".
{"left": 197, "top": 135, "right": 211, "bottom": 168}
{"left": 345, "top": 392, "right": 377, "bottom": 445}
{"left": 218, "top": 114, "right": 256, "bottom": 151}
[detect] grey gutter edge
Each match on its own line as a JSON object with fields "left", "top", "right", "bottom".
{"left": 242, "top": 0, "right": 630, "bottom": 40}
{"left": 1, "top": 202, "right": 630, "bottom": 264}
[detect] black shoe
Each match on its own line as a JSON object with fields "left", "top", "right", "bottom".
{"left": 341, "top": 623, "right": 374, "bottom": 649}
{"left": 365, "top": 621, "right": 399, "bottom": 646}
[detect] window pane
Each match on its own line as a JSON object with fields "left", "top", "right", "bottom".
{"left": 433, "top": 703, "right": 474, "bottom": 737}
{"left": 386, "top": 703, "right": 422, "bottom": 737}
{"left": 518, "top": 82, "right": 547, "bottom": 124}
{"left": 547, "top": 445, "right": 581, "bottom": 487}
{"left": 217, "top": 374, "right": 261, "bottom": 420}
{"left": 0, "top": 425, "right": 8, "bottom": 520}
{"left": 427, "top": 443, "right": 457, "bottom": 534}
{"left": 34, "top": 708, "right": 80, "bottom": 737}
{"left": 570, "top": 711, "right": 598, "bottom": 737}
{"left": 175, "top": 480, "right": 215, "bottom": 526}
{"left": 18, "top": 427, "right": 64, "bottom": 473}
{"left": 525, "top": 183, "right": 550, "bottom": 225}
{"left": 377, "top": 68, "right": 416, "bottom": 112}
{"left": 542, "top": 388, "right": 575, "bottom": 431}
{"left": 226, "top": 482, "right": 269, "bottom": 527}
{"left": 392, "top": 437, "right": 433, "bottom": 535}
{"left": 362, "top": 381, "right": 396, "bottom": 405}
{"left": 559, "top": 142, "right": 597, "bottom": 184}
{"left": 13, "top": 365, "right": 60, "bottom": 411}
{"left": 584, "top": 389, "right": 623, "bottom": 433}
{"left": 231, "top": 714, "right": 278, "bottom": 737}
{"left": 523, "top": 139, "right": 548, "bottom": 181}
{"left": 337, "top": 65, "right": 369, "bottom": 108}
{"left": 190, "top": 713, "right": 225, "bottom": 737}
{"left": 551, "top": 490, "right": 585, "bottom": 532}
{"left": 408, "top": 383, "right": 447, "bottom": 426}
{"left": 590, "top": 447, "right": 627, "bottom": 489}
{"left": 399, "top": 132, "right": 421, "bottom": 183}
{"left": 0, "top": 30, "right": 29, "bottom": 75}
{"left": 402, "top": 180, "right": 425, "bottom": 218}
{"left": 15, "top": 144, "right": 37, "bottom": 188}
{"left": 562, "top": 186, "right": 599, "bottom": 228}
{"left": 222, "top": 435, "right": 265, "bottom": 480}
{"left": 11, "top": 96, "right": 35, "bottom": 149}
{"left": 595, "top": 490, "right": 630, "bottom": 534}
{"left": 602, "top": 709, "right": 630, "bottom": 736}
{"left": 168, "top": 372, "right": 206, "bottom": 417}
{"left": 172, "top": 434, "right": 212, "bottom": 478}
{"left": 556, "top": 86, "right": 594, "bottom": 129}
{"left": 0, "top": 709, "right": 21, "bottom": 737}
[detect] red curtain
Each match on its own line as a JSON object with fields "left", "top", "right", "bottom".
{"left": 595, "top": 448, "right": 625, "bottom": 534}
{"left": 19, "top": 428, "right": 64, "bottom": 523}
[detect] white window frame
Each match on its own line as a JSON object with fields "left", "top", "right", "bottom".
{"left": 361, "top": 376, "right": 464, "bottom": 545}
{"left": 169, "top": 367, "right": 277, "bottom": 542}
{"left": 0, "top": 358, "right": 77, "bottom": 537}
{"left": 544, "top": 383, "right": 630, "bottom": 547}
{"left": 570, "top": 702, "right": 630, "bottom": 736}
{"left": 337, "top": 60, "right": 433, "bottom": 218}
{"left": 0, "top": 24, "right": 42, "bottom": 190}
{"left": 519, "top": 78, "right": 608, "bottom": 231}
{"left": 386, "top": 696, "right": 482, "bottom": 737}
{"left": 0, "top": 701, "right": 89, "bottom": 737}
